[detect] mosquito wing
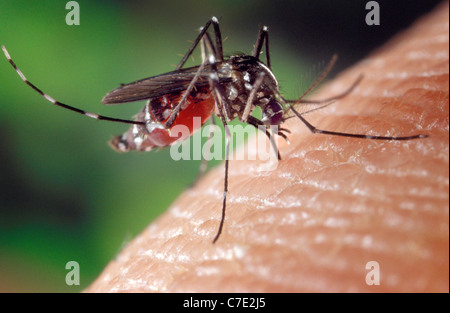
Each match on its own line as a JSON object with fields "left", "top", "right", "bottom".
{"left": 102, "top": 64, "right": 230, "bottom": 105}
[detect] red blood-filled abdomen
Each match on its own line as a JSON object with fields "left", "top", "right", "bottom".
{"left": 110, "top": 86, "right": 215, "bottom": 152}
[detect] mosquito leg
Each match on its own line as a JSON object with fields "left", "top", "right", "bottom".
{"left": 286, "top": 69, "right": 426, "bottom": 140}
{"left": 176, "top": 16, "right": 223, "bottom": 70}
{"left": 203, "top": 54, "right": 235, "bottom": 243}
{"left": 190, "top": 20, "right": 213, "bottom": 173}
{"left": 278, "top": 127, "right": 291, "bottom": 143}
{"left": 213, "top": 122, "right": 231, "bottom": 244}
{"left": 247, "top": 116, "right": 282, "bottom": 160}
{"left": 209, "top": 65, "right": 282, "bottom": 242}
{"left": 252, "top": 26, "right": 271, "bottom": 69}
{"left": 2, "top": 46, "right": 144, "bottom": 126}
{"left": 200, "top": 32, "right": 207, "bottom": 62}
{"left": 213, "top": 99, "right": 231, "bottom": 244}
{"left": 207, "top": 55, "right": 232, "bottom": 121}
{"left": 240, "top": 71, "right": 283, "bottom": 160}
{"left": 163, "top": 57, "right": 209, "bottom": 129}
{"left": 240, "top": 72, "right": 266, "bottom": 123}
{"left": 166, "top": 18, "right": 223, "bottom": 129}
{"left": 289, "top": 105, "right": 428, "bottom": 140}
{"left": 252, "top": 26, "right": 267, "bottom": 58}
{"left": 200, "top": 31, "right": 216, "bottom": 62}
{"left": 176, "top": 19, "right": 211, "bottom": 70}
{"left": 198, "top": 116, "right": 215, "bottom": 175}
{"left": 263, "top": 27, "right": 271, "bottom": 69}
{"left": 210, "top": 17, "right": 224, "bottom": 62}
{"left": 212, "top": 126, "right": 230, "bottom": 244}
{"left": 190, "top": 116, "right": 216, "bottom": 187}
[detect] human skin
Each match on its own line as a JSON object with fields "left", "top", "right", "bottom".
{"left": 87, "top": 2, "right": 449, "bottom": 292}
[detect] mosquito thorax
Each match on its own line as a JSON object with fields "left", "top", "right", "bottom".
{"left": 220, "top": 55, "right": 280, "bottom": 120}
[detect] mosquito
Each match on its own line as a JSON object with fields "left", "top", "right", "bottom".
{"left": 2, "top": 17, "right": 427, "bottom": 243}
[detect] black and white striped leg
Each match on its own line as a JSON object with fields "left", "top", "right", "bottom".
{"left": 176, "top": 16, "right": 223, "bottom": 70}
{"left": 163, "top": 56, "right": 209, "bottom": 129}
{"left": 190, "top": 115, "right": 216, "bottom": 188}
{"left": 247, "top": 116, "right": 282, "bottom": 161}
{"left": 212, "top": 123, "right": 230, "bottom": 244}
{"left": 207, "top": 55, "right": 232, "bottom": 121}
{"left": 252, "top": 26, "right": 271, "bottom": 69}
{"left": 204, "top": 53, "right": 235, "bottom": 243}
{"left": 238, "top": 71, "right": 283, "bottom": 160}
{"left": 240, "top": 72, "right": 266, "bottom": 123}
{"left": 2, "top": 45, "right": 144, "bottom": 126}
{"left": 189, "top": 34, "right": 217, "bottom": 184}
{"left": 164, "top": 17, "right": 224, "bottom": 129}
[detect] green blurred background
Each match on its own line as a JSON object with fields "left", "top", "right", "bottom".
{"left": 0, "top": 0, "right": 442, "bottom": 292}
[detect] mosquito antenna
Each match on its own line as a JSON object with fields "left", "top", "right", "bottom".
{"left": 292, "top": 74, "right": 363, "bottom": 105}
{"left": 289, "top": 54, "right": 338, "bottom": 106}
{"left": 2, "top": 45, "right": 144, "bottom": 126}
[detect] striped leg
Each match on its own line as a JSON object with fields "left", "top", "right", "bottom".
{"left": 163, "top": 17, "right": 224, "bottom": 129}
{"left": 204, "top": 53, "right": 233, "bottom": 244}
{"left": 176, "top": 16, "right": 223, "bottom": 70}
{"left": 2, "top": 45, "right": 144, "bottom": 126}
{"left": 253, "top": 25, "right": 271, "bottom": 69}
